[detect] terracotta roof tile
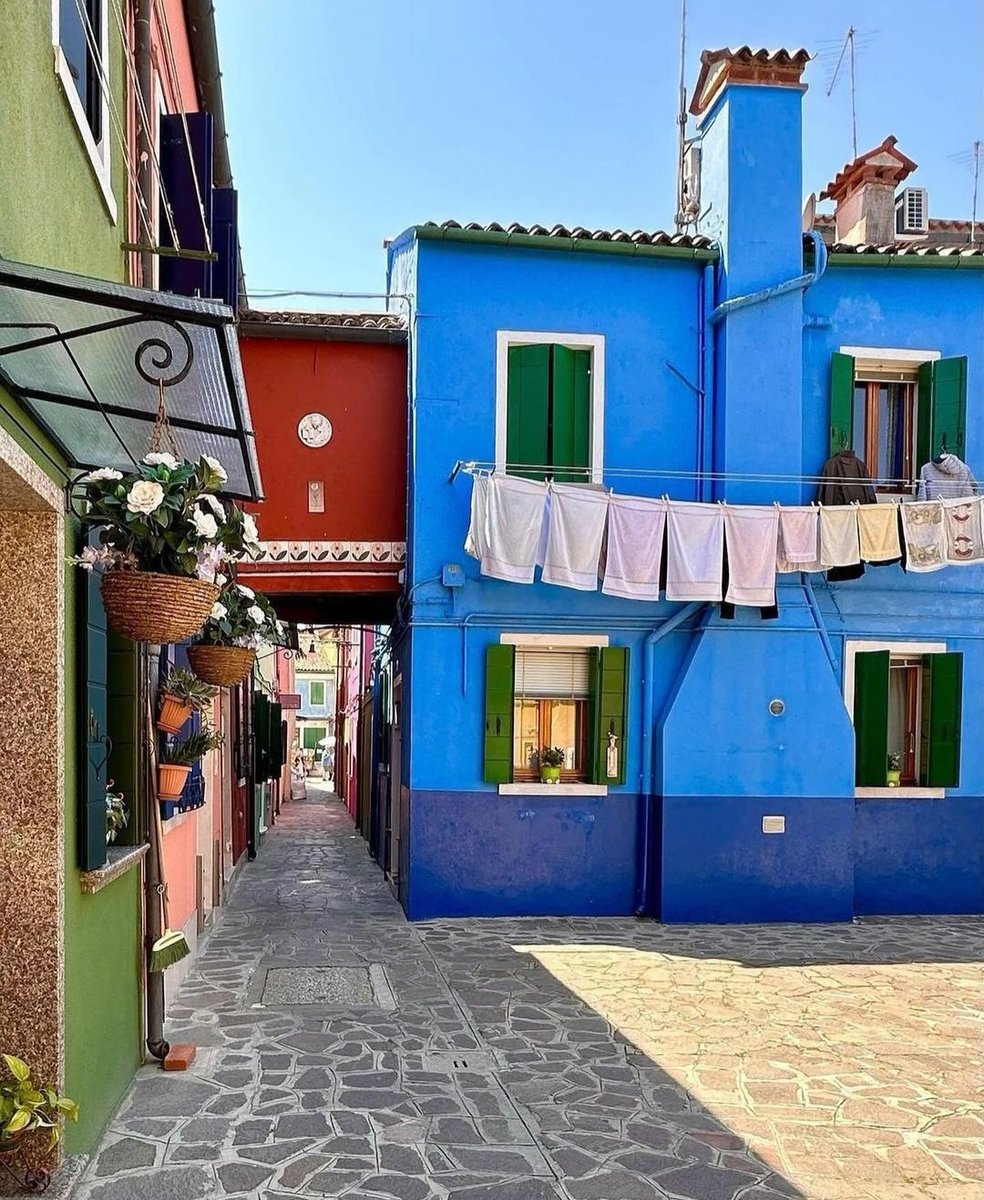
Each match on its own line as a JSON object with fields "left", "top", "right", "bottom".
{"left": 419, "top": 220, "right": 715, "bottom": 250}
{"left": 240, "top": 308, "right": 405, "bottom": 331}
{"left": 690, "top": 47, "right": 811, "bottom": 116}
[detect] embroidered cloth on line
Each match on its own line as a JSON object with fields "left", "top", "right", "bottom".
{"left": 602, "top": 494, "right": 667, "bottom": 601}
{"left": 943, "top": 496, "right": 984, "bottom": 565}
{"left": 900, "top": 501, "right": 946, "bottom": 573}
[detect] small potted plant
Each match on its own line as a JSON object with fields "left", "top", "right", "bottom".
{"left": 106, "top": 788, "right": 128, "bottom": 844}
{"left": 157, "top": 667, "right": 218, "bottom": 734}
{"left": 540, "top": 746, "right": 565, "bottom": 783}
{"left": 0, "top": 1054, "right": 79, "bottom": 1151}
{"left": 887, "top": 751, "right": 902, "bottom": 787}
{"left": 188, "top": 582, "right": 286, "bottom": 687}
{"left": 158, "top": 726, "right": 224, "bottom": 801}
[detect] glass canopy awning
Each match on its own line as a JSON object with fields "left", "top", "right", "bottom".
{"left": 0, "top": 258, "right": 262, "bottom": 500}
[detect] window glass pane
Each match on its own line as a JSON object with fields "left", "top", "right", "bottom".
{"left": 888, "top": 666, "right": 907, "bottom": 771}
{"left": 60, "top": 0, "right": 89, "bottom": 104}
{"left": 513, "top": 699, "right": 540, "bottom": 773}
{"left": 852, "top": 384, "right": 866, "bottom": 457}
{"left": 546, "top": 699, "right": 584, "bottom": 774}
{"left": 879, "top": 384, "right": 910, "bottom": 483}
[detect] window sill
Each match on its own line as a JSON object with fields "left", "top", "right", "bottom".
{"left": 53, "top": 46, "right": 117, "bottom": 222}
{"left": 499, "top": 783, "right": 609, "bottom": 796}
{"left": 79, "top": 842, "right": 148, "bottom": 894}
{"left": 855, "top": 787, "right": 946, "bottom": 800}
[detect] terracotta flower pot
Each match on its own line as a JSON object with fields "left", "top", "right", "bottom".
{"left": 158, "top": 763, "right": 192, "bottom": 801}
{"left": 157, "top": 693, "right": 193, "bottom": 735}
{"left": 187, "top": 644, "right": 257, "bottom": 687}
{"left": 101, "top": 572, "right": 219, "bottom": 644}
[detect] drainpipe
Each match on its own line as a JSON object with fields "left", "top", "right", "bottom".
{"left": 708, "top": 230, "right": 828, "bottom": 327}
{"left": 699, "top": 260, "right": 714, "bottom": 500}
{"left": 635, "top": 601, "right": 707, "bottom": 915}
{"left": 143, "top": 646, "right": 169, "bottom": 1061}
{"left": 134, "top": 0, "right": 154, "bottom": 288}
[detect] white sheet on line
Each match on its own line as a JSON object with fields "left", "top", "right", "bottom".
{"left": 724, "top": 506, "right": 779, "bottom": 606}
{"left": 665, "top": 501, "right": 724, "bottom": 601}
{"left": 776, "top": 506, "right": 821, "bottom": 573}
{"left": 542, "top": 484, "right": 609, "bottom": 590}
{"left": 819, "top": 506, "right": 861, "bottom": 568}
{"left": 602, "top": 494, "right": 667, "bottom": 601}
{"left": 464, "top": 472, "right": 489, "bottom": 562}
{"left": 480, "top": 473, "right": 548, "bottom": 584}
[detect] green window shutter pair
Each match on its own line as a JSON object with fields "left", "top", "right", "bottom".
{"left": 506, "top": 344, "right": 590, "bottom": 480}
{"left": 853, "top": 651, "right": 962, "bottom": 788}
{"left": 79, "top": 569, "right": 109, "bottom": 871}
{"left": 482, "top": 643, "right": 629, "bottom": 785}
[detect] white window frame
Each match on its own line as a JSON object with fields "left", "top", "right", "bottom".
{"left": 498, "top": 631, "right": 609, "bottom": 796}
{"left": 844, "top": 638, "right": 946, "bottom": 799}
{"left": 52, "top": 0, "right": 117, "bottom": 221}
{"left": 495, "top": 331, "right": 605, "bottom": 485}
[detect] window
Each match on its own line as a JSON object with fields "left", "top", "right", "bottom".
{"left": 484, "top": 640, "right": 628, "bottom": 788}
{"left": 496, "top": 332, "right": 605, "bottom": 483}
{"left": 830, "top": 351, "right": 967, "bottom": 491}
{"left": 53, "top": 0, "right": 114, "bottom": 217}
{"left": 852, "top": 646, "right": 962, "bottom": 789}
{"left": 302, "top": 725, "right": 326, "bottom": 750}
{"left": 309, "top": 680, "right": 326, "bottom": 706}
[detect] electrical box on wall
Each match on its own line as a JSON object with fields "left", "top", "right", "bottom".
{"left": 442, "top": 563, "right": 465, "bottom": 588}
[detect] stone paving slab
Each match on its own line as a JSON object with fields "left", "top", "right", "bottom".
{"left": 73, "top": 787, "right": 984, "bottom": 1200}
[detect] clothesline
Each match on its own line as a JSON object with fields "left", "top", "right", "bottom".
{"left": 449, "top": 459, "right": 924, "bottom": 489}
{"left": 464, "top": 474, "right": 982, "bottom": 610}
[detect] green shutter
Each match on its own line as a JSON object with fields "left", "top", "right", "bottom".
{"left": 930, "top": 356, "right": 968, "bottom": 461}
{"left": 923, "top": 653, "right": 962, "bottom": 788}
{"left": 593, "top": 646, "right": 628, "bottom": 786}
{"left": 854, "top": 650, "right": 890, "bottom": 786}
{"left": 829, "top": 352, "right": 855, "bottom": 456}
{"left": 506, "top": 344, "right": 550, "bottom": 479}
{"left": 254, "top": 693, "right": 269, "bottom": 780}
{"left": 483, "top": 644, "right": 514, "bottom": 784}
{"left": 916, "top": 360, "right": 935, "bottom": 471}
{"left": 551, "top": 345, "right": 591, "bottom": 483}
{"left": 79, "top": 570, "right": 109, "bottom": 870}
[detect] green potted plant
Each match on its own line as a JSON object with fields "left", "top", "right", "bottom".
{"left": 188, "top": 582, "right": 286, "bottom": 687}
{"left": 887, "top": 751, "right": 902, "bottom": 787}
{"left": 158, "top": 726, "right": 224, "bottom": 801}
{"left": 540, "top": 746, "right": 565, "bottom": 783}
{"left": 106, "top": 788, "right": 128, "bottom": 845}
{"left": 157, "top": 667, "right": 218, "bottom": 734}
{"left": 0, "top": 1054, "right": 78, "bottom": 1150}
{"left": 71, "top": 454, "right": 260, "bottom": 644}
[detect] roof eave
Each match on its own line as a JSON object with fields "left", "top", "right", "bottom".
{"left": 412, "top": 225, "right": 718, "bottom": 263}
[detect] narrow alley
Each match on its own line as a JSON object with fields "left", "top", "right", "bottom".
{"left": 75, "top": 790, "right": 984, "bottom": 1200}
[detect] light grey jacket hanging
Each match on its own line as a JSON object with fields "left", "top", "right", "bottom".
{"left": 917, "top": 454, "right": 979, "bottom": 500}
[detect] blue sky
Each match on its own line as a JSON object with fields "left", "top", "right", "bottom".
{"left": 214, "top": 0, "right": 984, "bottom": 308}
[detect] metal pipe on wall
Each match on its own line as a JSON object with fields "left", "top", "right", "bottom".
{"left": 134, "top": 0, "right": 154, "bottom": 288}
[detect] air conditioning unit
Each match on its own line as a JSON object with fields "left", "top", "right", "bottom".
{"left": 895, "top": 187, "right": 929, "bottom": 236}
{"left": 682, "top": 144, "right": 701, "bottom": 217}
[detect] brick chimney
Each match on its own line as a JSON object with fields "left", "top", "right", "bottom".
{"left": 820, "top": 136, "right": 918, "bottom": 245}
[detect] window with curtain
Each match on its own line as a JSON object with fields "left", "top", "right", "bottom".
{"left": 512, "top": 649, "right": 591, "bottom": 780}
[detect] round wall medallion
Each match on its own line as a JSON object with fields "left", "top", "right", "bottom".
{"left": 769, "top": 699, "right": 785, "bottom": 717}
{"left": 297, "top": 412, "right": 333, "bottom": 448}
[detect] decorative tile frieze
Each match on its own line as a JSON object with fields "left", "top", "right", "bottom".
{"left": 250, "top": 540, "right": 406, "bottom": 564}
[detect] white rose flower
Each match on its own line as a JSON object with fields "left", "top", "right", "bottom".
{"left": 201, "top": 494, "right": 226, "bottom": 522}
{"left": 216, "top": 572, "right": 228, "bottom": 586}
{"left": 236, "top": 583, "right": 255, "bottom": 599}
{"left": 143, "top": 452, "right": 180, "bottom": 470}
{"left": 126, "top": 479, "right": 165, "bottom": 515}
{"left": 203, "top": 455, "right": 228, "bottom": 485}
{"left": 247, "top": 604, "right": 265, "bottom": 625}
{"left": 242, "top": 512, "right": 260, "bottom": 545}
{"left": 82, "top": 467, "right": 123, "bottom": 482}
{"left": 210, "top": 601, "right": 228, "bottom": 621}
{"left": 190, "top": 506, "right": 219, "bottom": 539}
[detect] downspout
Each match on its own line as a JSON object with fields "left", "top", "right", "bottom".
{"left": 708, "top": 230, "right": 828, "bottom": 326}
{"left": 699, "top": 259, "right": 714, "bottom": 500}
{"left": 143, "top": 647, "right": 168, "bottom": 1061}
{"left": 635, "top": 601, "right": 707, "bottom": 915}
{"left": 134, "top": 0, "right": 154, "bottom": 288}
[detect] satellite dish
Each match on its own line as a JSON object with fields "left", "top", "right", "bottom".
{"left": 802, "top": 192, "right": 817, "bottom": 233}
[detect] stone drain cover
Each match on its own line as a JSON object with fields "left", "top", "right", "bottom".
{"left": 258, "top": 964, "right": 394, "bottom": 1009}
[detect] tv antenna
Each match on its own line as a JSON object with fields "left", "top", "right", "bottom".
{"left": 948, "top": 140, "right": 982, "bottom": 243}
{"left": 674, "top": 0, "right": 688, "bottom": 233}
{"left": 817, "top": 27, "right": 878, "bottom": 160}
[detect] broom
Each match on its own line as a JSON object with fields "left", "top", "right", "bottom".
{"left": 148, "top": 682, "right": 191, "bottom": 973}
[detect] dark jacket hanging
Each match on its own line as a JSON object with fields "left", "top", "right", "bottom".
{"left": 817, "top": 450, "right": 877, "bottom": 506}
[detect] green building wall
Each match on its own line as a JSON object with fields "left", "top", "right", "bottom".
{"left": 0, "top": 1, "right": 143, "bottom": 1155}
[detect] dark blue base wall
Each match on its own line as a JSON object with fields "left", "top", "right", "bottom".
{"left": 406, "top": 791, "right": 639, "bottom": 920}
{"left": 855, "top": 797, "right": 984, "bottom": 915}
{"left": 660, "top": 795, "right": 855, "bottom": 923}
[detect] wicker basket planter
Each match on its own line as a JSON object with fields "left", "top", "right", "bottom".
{"left": 187, "top": 644, "right": 256, "bottom": 687}
{"left": 158, "top": 763, "right": 192, "bottom": 802}
{"left": 101, "top": 572, "right": 219, "bottom": 644}
{"left": 157, "top": 694, "right": 193, "bottom": 735}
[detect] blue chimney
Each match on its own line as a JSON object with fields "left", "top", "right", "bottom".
{"left": 692, "top": 48, "right": 812, "bottom": 503}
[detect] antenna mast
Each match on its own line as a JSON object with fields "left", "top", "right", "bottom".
{"left": 674, "top": 0, "right": 688, "bottom": 233}
{"left": 948, "top": 139, "right": 983, "bottom": 243}
{"left": 827, "top": 26, "right": 859, "bottom": 159}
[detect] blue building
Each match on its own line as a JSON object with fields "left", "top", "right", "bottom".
{"left": 385, "top": 47, "right": 984, "bottom": 922}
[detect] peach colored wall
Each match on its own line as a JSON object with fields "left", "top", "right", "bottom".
{"left": 162, "top": 812, "right": 199, "bottom": 930}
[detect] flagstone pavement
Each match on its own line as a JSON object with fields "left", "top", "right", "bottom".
{"left": 74, "top": 789, "right": 984, "bottom": 1200}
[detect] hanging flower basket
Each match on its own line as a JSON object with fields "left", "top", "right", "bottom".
{"left": 188, "top": 644, "right": 257, "bottom": 687}
{"left": 157, "top": 763, "right": 192, "bottom": 801}
{"left": 101, "top": 572, "right": 219, "bottom": 644}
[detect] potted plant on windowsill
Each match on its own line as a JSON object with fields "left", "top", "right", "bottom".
{"left": 0, "top": 1054, "right": 78, "bottom": 1152}
{"left": 540, "top": 746, "right": 565, "bottom": 784}
{"left": 887, "top": 751, "right": 902, "bottom": 787}
{"left": 157, "top": 667, "right": 218, "bottom": 734}
{"left": 106, "top": 788, "right": 128, "bottom": 845}
{"left": 158, "top": 726, "right": 224, "bottom": 801}
{"left": 187, "top": 582, "right": 287, "bottom": 687}
{"left": 70, "top": 454, "right": 261, "bottom": 644}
